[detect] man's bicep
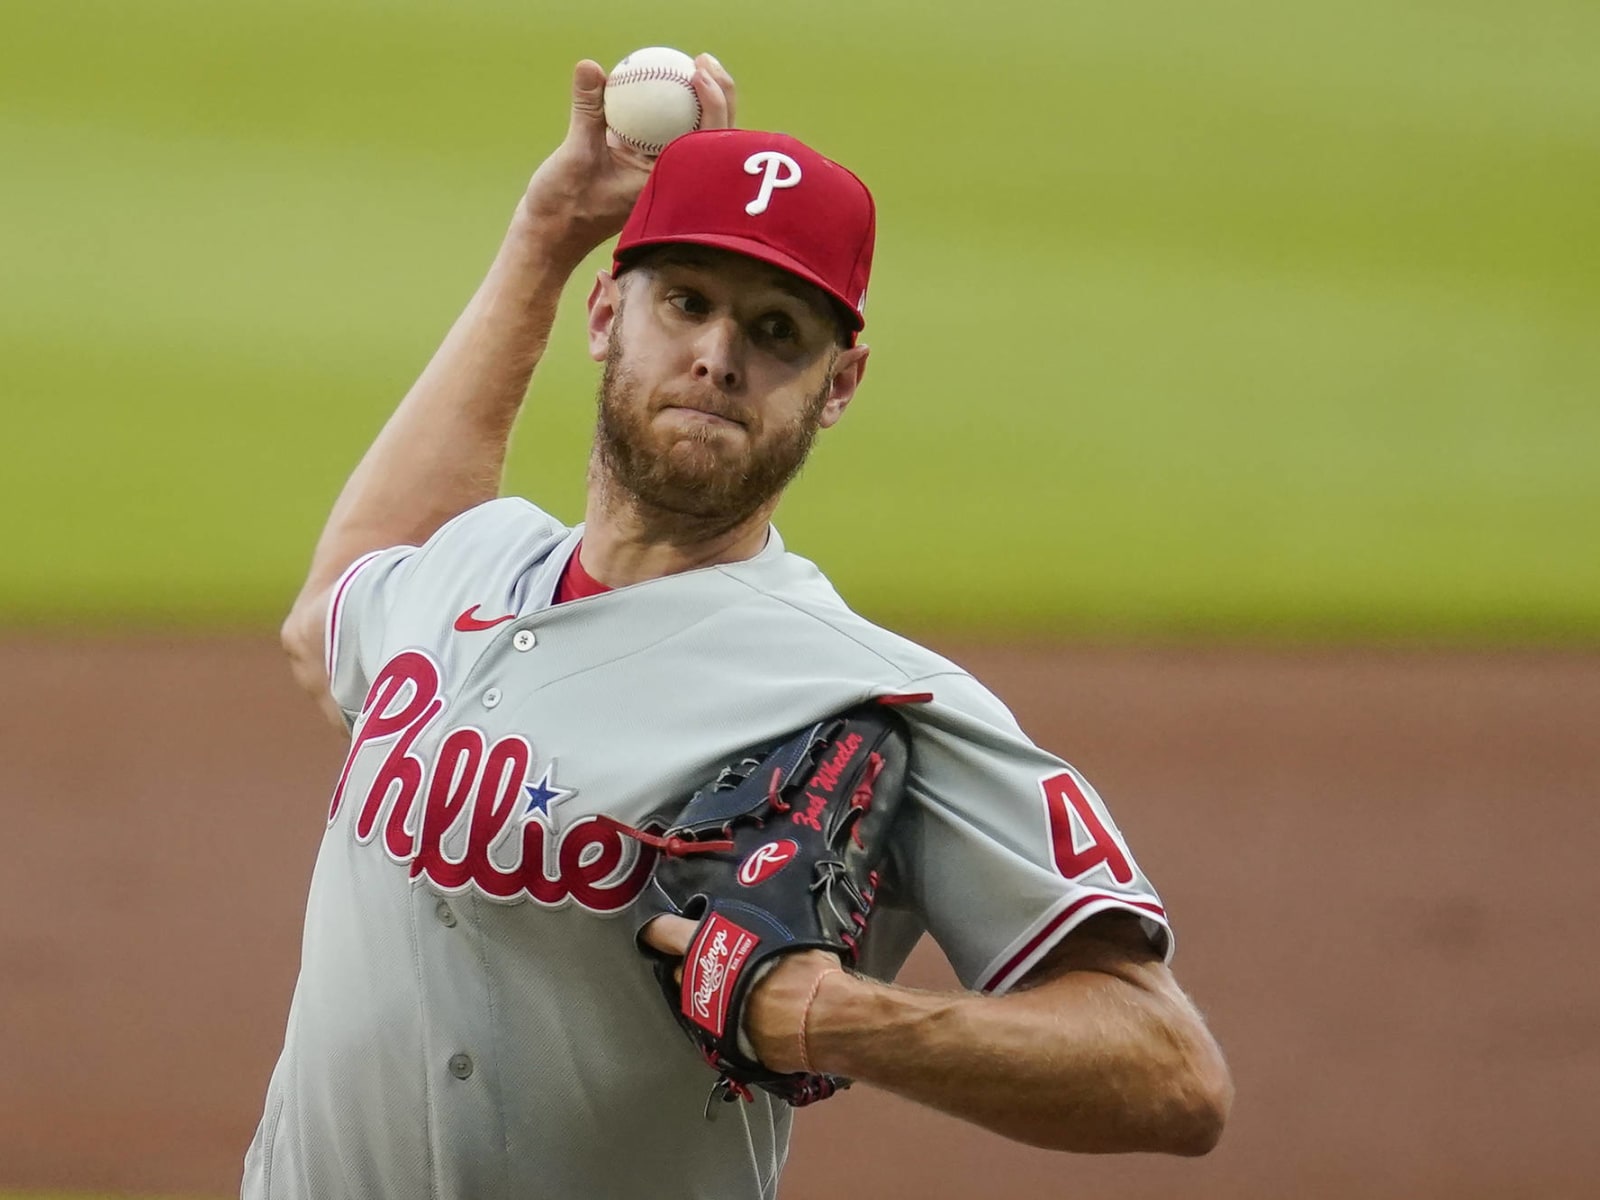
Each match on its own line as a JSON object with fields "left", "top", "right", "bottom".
{"left": 1015, "top": 910, "right": 1165, "bottom": 990}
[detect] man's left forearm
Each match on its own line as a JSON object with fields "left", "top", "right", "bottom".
{"left": 802, "top": 957, "right": 1231, "bottom": 1155}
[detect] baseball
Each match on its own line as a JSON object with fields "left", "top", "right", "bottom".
{"left": 604, "top": 46, "right": 703, "bottom": 156}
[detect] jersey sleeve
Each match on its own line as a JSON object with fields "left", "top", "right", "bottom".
{"left": 323, "top": 497, "right": 568, "bottom": 725}
{"left": 892, "top": 671, "right": 1173, "bottom": 995}
{"left": 325, "top": 545, "right": 419, "bottom": 723}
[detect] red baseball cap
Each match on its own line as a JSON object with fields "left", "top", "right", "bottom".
{"left": 613, "top": 129, "right": 876, "bottom": 342}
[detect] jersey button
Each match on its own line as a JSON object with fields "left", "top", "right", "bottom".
{"left": 448, "top": 1052, "right": 474, "bottom": 1081}
{"left": 435, "top": 900, "right": 457, "bottom": 928}
{"left": 512, "top": 629, "right": 536, "bottom": 652}
{"left": 482, "top": 687, "right": 502, "bottom": 709}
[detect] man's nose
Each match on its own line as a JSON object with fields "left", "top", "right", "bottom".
{"left": 691, "top": 319, "right": 743, "bottom": 392}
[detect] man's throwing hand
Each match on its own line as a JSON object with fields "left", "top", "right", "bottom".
{"left": 521, "top": 55, "right": 736, "bottom": 269}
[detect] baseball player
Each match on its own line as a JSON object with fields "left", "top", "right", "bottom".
{"left": 247, "top": 57, "right": 1230, "bottom": 1199}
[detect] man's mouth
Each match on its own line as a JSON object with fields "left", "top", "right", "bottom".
{"left": 660, "top": 404, "right": 745, "bottom": 430}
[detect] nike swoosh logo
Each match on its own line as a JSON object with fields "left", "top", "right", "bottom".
{"left": 453, "top": 605, "right": 517, "bottom": 633}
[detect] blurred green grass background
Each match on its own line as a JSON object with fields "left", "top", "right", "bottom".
{"left": 4, "top": 0, "right": 1596, "bottom": 639}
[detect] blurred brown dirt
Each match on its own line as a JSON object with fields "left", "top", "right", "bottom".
{"left": 1, "top": 637, "right": 1594, "bottom": 1199}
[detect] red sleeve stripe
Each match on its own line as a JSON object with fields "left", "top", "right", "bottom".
{"left": 324, "top": 550, "right": 386, "bottom": 679}
{"left": 977, "top": 892, "right": 1169, "bottom": 995}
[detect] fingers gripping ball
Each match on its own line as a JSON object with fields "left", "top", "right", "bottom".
{"left": 628, "top": 696, "right": 929, "bottom": 1107}
{"left": 604, "top": 47, "right": 702, "bottom": 156}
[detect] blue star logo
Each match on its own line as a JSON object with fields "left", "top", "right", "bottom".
{"left": 523, "top": 763, "right": 576, "bottom": 819}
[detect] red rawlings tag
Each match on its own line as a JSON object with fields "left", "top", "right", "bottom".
{"left": 681, "top": 913, "right": 760, "bottom": 1037}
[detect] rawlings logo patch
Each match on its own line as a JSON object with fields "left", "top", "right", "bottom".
{"left": 738, "top": 839, "right": 799, "bottom": 886}
{"left": 682, "top": 914, "right": 759, "bottom": 1036}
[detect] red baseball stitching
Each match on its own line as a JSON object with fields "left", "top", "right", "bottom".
{"left": 608, "top": 65, "right": 693, "bottom": 87}
{"left": 606, "top": 65, "right": 703, "bottom": 153}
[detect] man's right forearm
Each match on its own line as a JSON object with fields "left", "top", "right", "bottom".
{"left": 297, "top": 211, "right": 582, "bottom": 604}
{"left": 278, "top": 56, "right": 734, "bottom": 717}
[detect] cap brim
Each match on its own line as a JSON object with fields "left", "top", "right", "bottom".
{"left": 615, "top": 233, "right": 865, "bottom": 332}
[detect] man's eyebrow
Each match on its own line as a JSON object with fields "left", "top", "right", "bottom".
{"left": 764, "top": 275, "right": 832, "bottom": 315}
{"left": 646, "top": 248, "right": 834, "bottom": 320}
{"left": 647, "top": 246, "right": 719, "bottom": 271}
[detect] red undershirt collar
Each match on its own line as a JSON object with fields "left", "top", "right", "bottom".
{"left": 554, "top": 541, "right": 613, "bottom": 605}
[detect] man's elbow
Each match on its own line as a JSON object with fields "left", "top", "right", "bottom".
{"left": 1160, "top": 1034, "right": 1233, "bottom": 1156}
{"left": 280, "top": 600, "right": 327, "bottom": 697}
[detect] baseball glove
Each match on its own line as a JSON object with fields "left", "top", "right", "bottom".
{"left": 627, "top": 695, "right": 927, "bottom": 1108}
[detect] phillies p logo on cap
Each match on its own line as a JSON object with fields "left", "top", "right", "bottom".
{"left": 613, "top": 129, "right": 876, "bottom": 341}
{"left": 743, "top": 151, "right": 802, "bottom": 215}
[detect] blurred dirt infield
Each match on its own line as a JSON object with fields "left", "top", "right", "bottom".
{"left": 2, "top": 638, "right": 1594, "bottom": 1199}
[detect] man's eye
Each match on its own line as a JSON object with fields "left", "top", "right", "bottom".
{"left": 758, "top": 313, "right": 798, "bottom": 342}
{"left": 668, "top": 291, "right": 709, "bottom": 316}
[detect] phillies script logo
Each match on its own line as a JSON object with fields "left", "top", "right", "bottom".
{"left": 326, "top": 650, "right": 655, "bottom": 913}
{"left": 683, "top": 914, "right": 759, "bottom": 1036}
{"left": 737, "top": 839, "right": 799, "bottom": 886}
{"left": 792, "top": 731, "right": 863, "bottom": 831}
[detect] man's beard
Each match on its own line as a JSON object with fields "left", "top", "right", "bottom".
{"left": 593, "top": 333, "right": 831, "bottom": 540}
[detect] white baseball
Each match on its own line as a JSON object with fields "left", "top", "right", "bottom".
{"left": 604, "top": 47, "right": 703, "bottom": 156}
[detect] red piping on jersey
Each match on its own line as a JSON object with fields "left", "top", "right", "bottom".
{"left": 875, "top": 692, "right": 934, "bottom": 706}
{"left": 978, "top": 892, "right": 1168, "bottom": 994}
{"left": 326, "top": 550, "right": 383, "bottom": 677}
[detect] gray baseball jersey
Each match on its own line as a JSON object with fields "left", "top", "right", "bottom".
{"left": 243, "top": 497, "right": 1172, "bottom": 1200}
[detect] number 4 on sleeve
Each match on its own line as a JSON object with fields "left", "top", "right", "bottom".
{"left": 1040, "top": 770, "right": 1136, "bottom": 886}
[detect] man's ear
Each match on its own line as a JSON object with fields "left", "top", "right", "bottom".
{"left": 818, "top": 345, "right": 870, "bottom": 429}
{"left": 587, "top": 271, "right": 622, "bottom": 362}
